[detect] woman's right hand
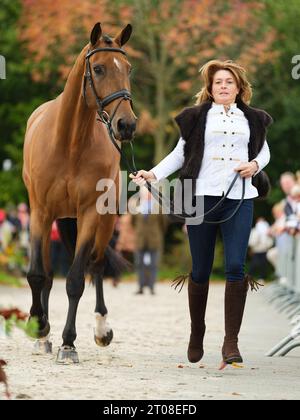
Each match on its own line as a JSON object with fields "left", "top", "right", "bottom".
{"left": 129, "top": 170, "right": 157, "bottom": 186}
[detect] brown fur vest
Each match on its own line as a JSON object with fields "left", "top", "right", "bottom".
{"left": 174, "top": 98, "right": 273, "bottom": 198}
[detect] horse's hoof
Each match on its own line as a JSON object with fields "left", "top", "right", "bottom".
{"left": 56, "top": 346, "right": 79, "bottom": 364}
{"left": 32, "top": 336, "right": 52, "bottom": 355}
{"left": 94, "top": 328, "right": 113, "bottom": 347}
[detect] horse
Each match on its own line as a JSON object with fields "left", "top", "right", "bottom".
{"left": 22, "top": 22, "right": 137, "bottom": 364}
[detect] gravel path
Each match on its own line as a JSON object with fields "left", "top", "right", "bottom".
{"left": 0, "top": 279, "right": 299, "bottom": 400}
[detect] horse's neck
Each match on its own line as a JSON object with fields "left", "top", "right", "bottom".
{"left": 56, "top": 47, "right": 95, "bottom": 155}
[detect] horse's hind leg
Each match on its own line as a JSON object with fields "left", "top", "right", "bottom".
{"left": 91, "top": 262, "right": 113, "bottom": 347}
{"left": 32, "top": 272, "right": 53, "bottom": 354}
{"left": 41, "top": 229, "right": 53, "bottom": 320}
{"left": 27, "top": 210, "right": 51, "bottom": 340}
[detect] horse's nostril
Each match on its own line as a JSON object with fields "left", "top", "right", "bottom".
{"left": 117, "top": 119, "right": 126, "bottom": 131}
{"left": 117, "top": 119, "right": 136, "bottom": 139}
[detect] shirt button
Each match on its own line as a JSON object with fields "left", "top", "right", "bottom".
{"left": 231, "top": 144, "right": 234, "bottom": 147}
{"left": 223, "top": 120, "right": 226, "bottom": 122}
{"left": 223, "top": 144, "right": 225, "bottom": 147}
{"left": 231, "top": 112, "right": 234, "bottom": 115}
{"left": 232, "top": 132, "right": 235, "bottom": 135}
{"left": 229, "top": 158, "right": 232, "bottom": 161}
{"left": 231, "top": 120, "right": 234, "bottom": 123}
{"left": 224, "top": 131, "right": 227, "bottom": 134}
{"left": 221, "top": 112, "right": 224, "bottom": 114}
{"left": 221, "top": 158, "right": 224, "bottom": 160}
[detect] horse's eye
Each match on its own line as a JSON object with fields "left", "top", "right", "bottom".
{"left": 93, "top": 65, "right": 105, "bottom": 75}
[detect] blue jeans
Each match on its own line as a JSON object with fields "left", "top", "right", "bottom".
{"left": 187, "top": 196, "right": 254, "bottom": 284}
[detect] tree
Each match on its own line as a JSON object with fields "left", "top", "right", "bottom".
{"left": 19, "top": 0, "right": 276, "bottom": 164}
{"left": 0, "top": 0, "right": 44, "bottom": 205}
{"left": 253, "top": 0, "right": 300, "bottom": 206}
{"left": 107, "top": 0, "right": 276, "bottom": 164}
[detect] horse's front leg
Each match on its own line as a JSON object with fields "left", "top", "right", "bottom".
{"left": 56, "top": 218, "right": 93, "bottom": 365}
{"left": 33, "top": 233, "right": 53, "bottom": 354}
{"left": 92, "top": 263, "right": 113, "bottom": 347}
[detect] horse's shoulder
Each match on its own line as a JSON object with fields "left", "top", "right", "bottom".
{"left": 27, "top": 99, "right": 55, "bottom": 131}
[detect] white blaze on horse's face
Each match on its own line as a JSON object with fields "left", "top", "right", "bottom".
{"left": 113, "top": 58, "right": 122, "bottom": 72}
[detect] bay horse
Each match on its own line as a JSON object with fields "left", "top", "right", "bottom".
{"left": 23, "top": 23, "right": 136, "bottom": 364}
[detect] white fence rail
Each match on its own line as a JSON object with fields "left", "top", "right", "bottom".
{"left": 266, "top": 234, "right": 300, "bottom": 357}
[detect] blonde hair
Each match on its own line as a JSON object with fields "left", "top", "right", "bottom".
{"left": 195, "top": 60, "right": 252, "bottom": 105}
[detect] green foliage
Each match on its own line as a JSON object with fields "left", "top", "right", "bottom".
{"left": 0, "top": 271, "right": 22, "bottom": 287}
{"left": 0, "top": 1, "right": 57, "bottom": 206}
{"left": 3, "top": 314, "right": 38, "bottom": 339}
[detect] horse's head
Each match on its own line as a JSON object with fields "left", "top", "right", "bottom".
{"left": 83, "top": 23, "right": 137, "bottom": 142}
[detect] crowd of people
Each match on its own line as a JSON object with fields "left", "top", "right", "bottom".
{"left": 248, "top": 171, "right": 300, "bottom": 282}
{"left": 1, "top": 170, "right": 299, "bottom": 289}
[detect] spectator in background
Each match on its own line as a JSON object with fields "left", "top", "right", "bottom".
{"left": 116, "top": 214, "right": 136, "bottom": 261}
{"left": 132, "top": 187, "right": 168, "bottom": 295}
{"left": 248, "top": 217, "right": 273, "bottom": 282}
{"left": 267, "top": 202, "right": 286, "bottom": 277}
{"left": 280, "top": 172, "right": 298, "bottom": 218}
{"left": 6, "top": 205, "right": 21, "bottom": 241}
{"left": 283, "top": 184, "right": 300, "bottom": 236}
{"left": 0, "top": 210, "right": 14, "bottom": 253}
{"left": 17, "top": 203, "right": 30, "bottom": 232}
{"left": 17, "top": 203, "right": 30, "bottom": 259}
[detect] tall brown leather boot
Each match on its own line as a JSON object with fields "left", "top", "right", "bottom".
{"left": 221, "top": 275, "right": 263, "bottom": 365}
{"left": 222, "top": 277, "right": 249, "bottom": 364}
{"left": 187, "top": 275, "right": 209, "bottom": 363}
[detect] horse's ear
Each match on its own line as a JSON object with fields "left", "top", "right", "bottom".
{"left": 90, "top": 22, "right": 102, "bottom": 47}
{"left": 114, "top": 24, "right": 132, "bottom": 47}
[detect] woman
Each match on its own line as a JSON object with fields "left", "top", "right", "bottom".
{"left": 130, "top": 60, "right": 272, "bottom": 367}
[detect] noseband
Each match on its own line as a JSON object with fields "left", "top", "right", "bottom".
{"left": 83, "top": 47, "right": 133, "bottom": 124}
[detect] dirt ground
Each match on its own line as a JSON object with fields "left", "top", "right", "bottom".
{"left": 0, "top": 279, "right": 300, "bottom": 400}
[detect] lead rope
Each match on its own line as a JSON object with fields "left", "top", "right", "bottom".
{"left": 123, "top": 139, "right": 245, "bottom": 224}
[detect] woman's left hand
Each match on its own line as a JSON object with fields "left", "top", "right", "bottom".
{"left": 234, "top": 161, "right": 259, "bottom": 178}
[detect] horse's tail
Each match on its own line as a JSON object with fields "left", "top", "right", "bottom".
{"left": 56, "top": 218, "right": 132, "bottom": 278}
{"left": 103, "top": 245, "right": 132, "bottom": 279}
{"left": 56, "top": 218, "right": 77, "bottom": 261}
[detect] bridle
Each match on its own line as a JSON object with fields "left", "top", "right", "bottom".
{"left": 84, "top": 46, "right": 245, "bottom": 225}
{"left": 83, "top": 47, "right": 133, "bottom": 125}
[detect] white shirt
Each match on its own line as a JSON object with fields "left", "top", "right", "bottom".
{"left": 151, "top": 102, "right": 271, "bottom": 199}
